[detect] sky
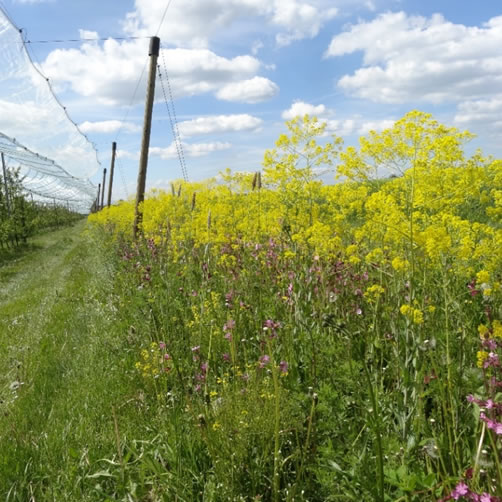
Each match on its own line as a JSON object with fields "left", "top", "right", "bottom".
{"left": 1, "top": 0, "right": 502, "bottom": 202}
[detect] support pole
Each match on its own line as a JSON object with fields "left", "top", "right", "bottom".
{"left": 107, "top": 141, "right": 117, "bottom": 208}
{"left": 100, "top": 167, "right": 107, "bottom": 210}
{"left": 1, "top": 152, "right": 11, "bottom": 216}
{"left": 133, "top": 36, "right": 160, "bottom": 239}
{"left": 97, "top": 183, "right": 101, "bottom": 212}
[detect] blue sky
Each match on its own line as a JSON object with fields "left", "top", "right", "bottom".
{"left": 2, "top": 0, "right": 502, "bottom": 201}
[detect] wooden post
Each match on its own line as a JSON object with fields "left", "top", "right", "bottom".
{"left": 1, "top": 152, "right": 11, "bottom": 216}
{"left": 133, "top": 36, "right": 160, "bottom": 239}
{"left": 107, "top": 141, "right": 117, "bottom": 207}
{"left": 100, "top": 168, "right": 107, "bottom": 210}
{"left": 97, "top": 183, "right": 101, "bottom": 211}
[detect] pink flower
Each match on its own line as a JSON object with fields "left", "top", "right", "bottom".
{"left": 451, "top": 481, "right": 469, "bottom": 500}
{"left": 258, "top": 355, "right": 270, "bottom": 369}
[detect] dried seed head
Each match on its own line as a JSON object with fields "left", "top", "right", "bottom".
{"left": 207, "top": 209, "right": 211, "bottom": 230}
{"left": 191, "top": 192, "right": 196, "bottom": 211}
{"left": 252, "top": 172, "right": 258, "bottom": 190}
{"left": 171, "top": 183, "right": 175, "bottom": 196}
{"left": 177, "top": 184, "right": 182, "bottom": 197}
{"left": 257, "top": 171, "right": 262, "bottom": 189}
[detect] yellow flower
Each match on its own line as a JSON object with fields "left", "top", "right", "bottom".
{"left": 493, "top": 321, "right": 502, "bottom": 338}
{"left": 477, "top": 351, "right": 488, "bottom": 368}
{"left": 413, "top": 309, "right": 424, "bottom": 325}
{"left": 478, "top": 324, "right": 489, "bottom": 338}
{"left": 400, "top": 304, "right": 412, "bottom": 316}
{"left": 391, "top": 257, "right": 410, "bottom": 272}
{"left": 476, "top": 270, "right": 490, "bottom": 284}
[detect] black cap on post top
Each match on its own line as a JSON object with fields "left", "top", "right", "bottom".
{"left": 149, "top": 36, "right": 160, "bottom": 57}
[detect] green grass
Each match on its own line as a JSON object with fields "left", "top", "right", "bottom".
{"left": 0, "top": 219, "right": 498, "bottom": 501}
{"left": 0, "top": 224, "right": 133, "bottom": 500}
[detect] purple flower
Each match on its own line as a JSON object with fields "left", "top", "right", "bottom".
{"left": 164, "top": 353, "right": 171, "bottom": 360}
{"left": 222, "top": 353, "right": 231, "bottom": 362}
{"left": 258, "top": 355, "right": 270, "bottom": 369}
{"left": 279, "top": 360, "right": 289, "bottom": 374}
{"left": 480, "top": 412, "right": 502, "bottom": 435}
{"left": 452, "top": 481, "right": 469, "bottom": 500}
{"left": 200, "top": 362, "right": 208, "bottom": 374}
{"left": 263, "top": 319, "right": 281, "bottom": 338}
{"left": 159, "top": 341, "right": 166, "bottom": 350}
{"left": 191, "top": 346, "right": 200, "bottom": 353}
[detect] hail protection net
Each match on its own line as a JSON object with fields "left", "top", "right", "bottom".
{"left": 0, "top": 8, "right": 99, "bottom": 212}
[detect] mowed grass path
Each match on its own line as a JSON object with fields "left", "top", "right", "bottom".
{"left": 0, "top": 224, "right": 141, "bottom": 501}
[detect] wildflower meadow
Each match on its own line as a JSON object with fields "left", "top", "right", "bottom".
{"left": 87, "top": 111, "right": 502, "bottom": 500}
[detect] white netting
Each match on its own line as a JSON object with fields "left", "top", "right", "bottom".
{"left": 0, "top": 7, "right": 99, "bottom": 212}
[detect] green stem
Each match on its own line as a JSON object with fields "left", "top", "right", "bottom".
{"left": 363, "top": 363, "right": 385, "bottom": 502}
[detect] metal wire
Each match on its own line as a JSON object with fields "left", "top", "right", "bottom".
{"left": 158, "top": 49, "right": 189, "bottom": 182}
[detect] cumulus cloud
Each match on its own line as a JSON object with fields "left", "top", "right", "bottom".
{"left": 178, "top": 114, "right": 263, "bottom": 137}
{"left": 273, "top": 0, "right": 338, "bottom": 47}
{"left": 282, "top": 100, "right": 326, "bottom": 119}
{"left": 454, "top": 96, "right": 502, "bottom": 133}
{"left": 124, "top": 0, "right": 338, "bottom": 48}
{"left": 280, "top": 100, "right": 394, "bottom": 138}
{"left": 216, "top": 77, "right": 279, "bottom": 103}
{"left": 150, "top": 141, "right": 231, "bottom": 159}
{"left": 43, "top": 41, "right": 263, "bottom": 105}
{"left": 357, "top": 119, "right": 396, "bottom": 135}
{"left": 325, "top": 12, "right": 502, "bottom": 104}
{"left": 79, "top": 120, "right": 140, "bottom": 134}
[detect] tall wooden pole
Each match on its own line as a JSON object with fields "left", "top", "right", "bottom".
{"left": 133, "top": 36, "right": 160, "bottom": 239}
{"left": 107, "top": 141, "right": 117, "bottom": 208}
{"left": 100, "top": 168, "right": 107, "bottom": 210}
{"left": 1, "top": 152, "right": 11, "bottom": 216}
{"left": 97, "top": 183, "right": 101, "bottom": 212}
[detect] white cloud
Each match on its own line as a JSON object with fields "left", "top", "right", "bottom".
{"left": 150, "top": 141, "right": 231, "bottom": 159}
{"left": 282, "top": 100, "right": 326, "bottom": 119}
{"left": 78, "top": 29, "right": 99, "bottom": 40}
{"left": 273, "top": 1, "right": 338, "bottom": 47}
{"left": 43, "top": 41, "right": 263, "bottom": 105}
{"left": 357, "top": 119, "right": 396, "bottom": 135}
{"left": 79, "top": 120, "right": 140, "bottom": 134}
{"left": 124, "top": 0, "right": 338, "bottom": 48}
{"left": 325, "top": 12, "right": 502, "bottom": 104}
{"left": 216, "top": 76, "right": 279, "bottom": 103}
{"left": 454, "top": 96, "right": 502, "bottom": 133}
{"left": 116, "top": 149, "right": 140, "bottom": 160}
{"left": 325, "top": 118, "right": 357, "bottom": 137}
{"left": 178, "top": 114, "right": 263, "bottom": 137}
{"left": 280, "top": 101, "right": 396, "bottom": 138}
